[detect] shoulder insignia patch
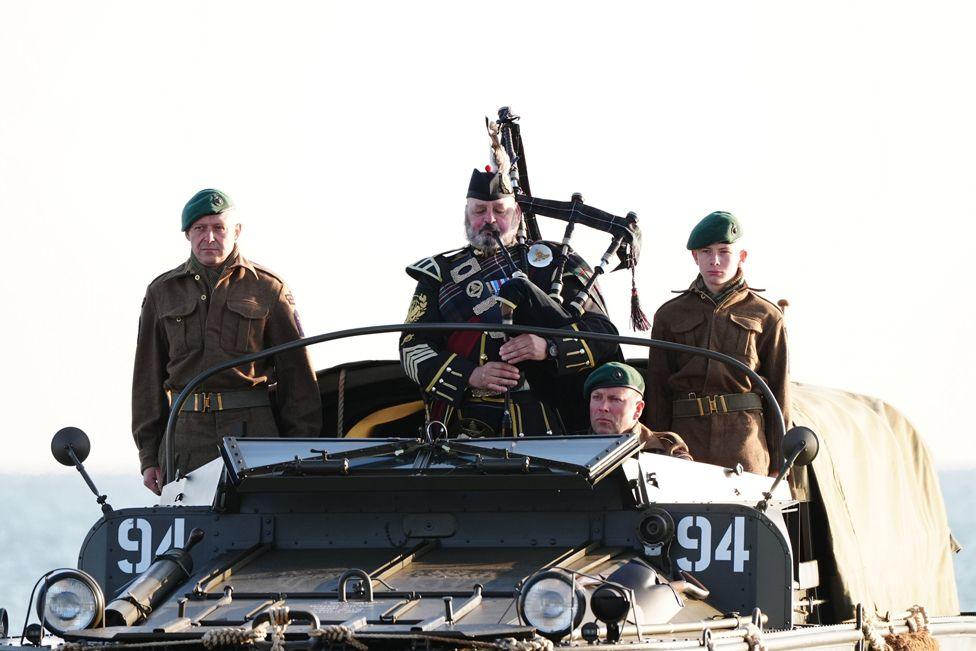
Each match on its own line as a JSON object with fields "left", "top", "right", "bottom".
{"left": 406, "top": 293, "right": 428, "bottom": 323}
{"left": 285, "top": 292, "right": 296, "bottom": 306}
{"left": 408, "top": 257, "right": 442, "bottom": 283}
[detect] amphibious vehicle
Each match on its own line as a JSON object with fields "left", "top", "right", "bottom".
{"left": 0, "top": 322, "right": 969, "bottom": 651}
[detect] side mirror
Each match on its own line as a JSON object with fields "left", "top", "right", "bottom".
{"left": 51, "top": 427, "right": 91, "bottom": 466}
{"left": 49, "top": 427, "right": 112, "bottom": 514}
{"left": 782, "top": 426, "right": 819, "bottom": 468}
{"left": 757, "top": 426, "right": 820, "bottom": 512}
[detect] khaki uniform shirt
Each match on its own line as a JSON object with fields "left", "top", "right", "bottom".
{"left": 646, "top": 274, "right": 789, "bottom": 474}
{"left": 132, "top": 250, "right": 321, "bottom": 473}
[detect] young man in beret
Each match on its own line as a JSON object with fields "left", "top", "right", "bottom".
{"left": 646, "top": 212, "right": 790, "bottom": 475}
{"left": 132, "top": 189, "right": 321, "bottom": 494}
{"left": 587, "top": 362, "right": 692, "bottom": 459}
{"left": 399, "top": 168, "right": 621, "bottom": 436}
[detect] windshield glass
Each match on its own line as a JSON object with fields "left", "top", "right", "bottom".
{"left": 222, "top": 434, "right": 639, "bottom": 483}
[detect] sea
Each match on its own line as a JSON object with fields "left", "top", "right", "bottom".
{"left": 0, "top": 470, "right": 973, "bottom": 634}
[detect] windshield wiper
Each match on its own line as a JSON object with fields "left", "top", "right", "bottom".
{"left": 241, "top": 439, "right": 426, "bottom": 477}
{"left": 436, "top": 440, "right": 589, "bottom": 476}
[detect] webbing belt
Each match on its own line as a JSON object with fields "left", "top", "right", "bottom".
{"left": 672, "top": 392, "right": 762, "bottom": 418}
{"left": 169, "top": 389, "right": 271, "bottom": 413}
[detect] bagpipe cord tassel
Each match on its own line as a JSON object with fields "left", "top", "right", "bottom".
{"left": 630, "top": 265, "right": 650, "bottom": 331}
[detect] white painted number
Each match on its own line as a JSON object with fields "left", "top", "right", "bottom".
{"left": 156, "top": 518, "right": 185, "bottom": 558}
{"left": 117, "top": 518, "right": 152, "bottom": 574}
{"left": 675, "top": 516, "right": 750, "bottom": 573}
{"left": 116, "top": 518, "right": 186, "bottom": 574}
{"left": 676, "top": 516, "right": 712, "bottom": 571}
{"left": 714, "top": 516, "right": 750, "bottom": 572}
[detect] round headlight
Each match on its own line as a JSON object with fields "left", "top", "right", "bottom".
{"left": 517, "top": 570, "right": 586, "bottom": 641}
{"left": 591, "top": 584, "right": 630, "bottom": 624}
{"left": 36, "top": 569, "right": 104, "bottom": 635}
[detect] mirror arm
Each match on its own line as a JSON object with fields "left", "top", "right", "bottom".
{"left": 66, "top": 446, "right": 113, "bottom": 514}
{"left": 756, "top": 441, "right": 806, "bottom": 513}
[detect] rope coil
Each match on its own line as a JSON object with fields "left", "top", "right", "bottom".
{"left": 861, "top": 613, "right": 889, "bottom": 651}
{"left": 885, "top": 605, "right": 938, "bottom": 651}
{"left": 265, "top": 607, "right": 289, "bottom": 651}
{"left": 310, "top": 625, "right": 368, "bottom": 651}
{"left": 493, "top": 635, "right": 553, "bottom": 651}
{"left": 202, "top": 626, "right": 265, "bottom": 648}
{"left": 743, "top": 622, "right": 767, "bottom": 651}
{"left": 906, "top": 605, "right": 929, "bottom": 633}
{"left": 58, "top": 626, "right": 554, "bottom": 651}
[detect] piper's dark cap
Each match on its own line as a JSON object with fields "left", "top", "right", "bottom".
{"left": 584, "top": 362, "right": 646, "bottom": 398}
{"left": 686, "top": 211, "right": 742, "bottom": 250}
{"left": 181, "top": 189, "right": 234, "bottom": 231}
{"left": 466, "top": 169, "right": 511, "bottom": 201}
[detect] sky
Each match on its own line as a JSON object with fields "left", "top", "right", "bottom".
{"left": 0, "top": 0, "right": 974, "bottom": 476}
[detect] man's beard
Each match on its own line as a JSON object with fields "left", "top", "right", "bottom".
{"left": 464, "top": 218, "right": 519, "bottom": 252}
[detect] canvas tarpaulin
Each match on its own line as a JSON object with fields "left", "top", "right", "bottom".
{"left": 791, "top": 383, "right": 959, "bottom": 617}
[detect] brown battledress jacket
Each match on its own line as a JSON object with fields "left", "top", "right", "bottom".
{"left": 132, "top": 249, "right": 321, "bottom": 476}
{"left": 633, "top": 422, "right": 694, "bottom": 461}
{"left": 646, "top": 273, "right": 790, "bottom": 475}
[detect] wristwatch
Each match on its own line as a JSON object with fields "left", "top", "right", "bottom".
{"left": 546, "top": 338, "right": 559, "bottom": 360}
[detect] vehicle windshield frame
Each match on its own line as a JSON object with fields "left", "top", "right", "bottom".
{"left": 162, "top": 322, "right": 787, "bottom": 483}
{"left": 221, "top": 433, "right": 643, "bottom": 488}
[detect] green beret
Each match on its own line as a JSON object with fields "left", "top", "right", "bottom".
{"left": 181, "top": 189, "right": 234, "bottom": 231}
{"left": 686, "top": 211, "right": 743, "bottom": 250}
{"left": 584, "top": 362, "right": 645, "bottom": 397}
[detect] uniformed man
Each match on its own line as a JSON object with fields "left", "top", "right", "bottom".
{"left": 645, "top": 211, "right": 789, "bottom": 475}
{"left": 399, "top": 169, "right": 621, "bottom": 436}
{"left": 133, "top": 189, "right": 321, "bottom": 494}
{"left": 586, "top": 362, "right": 692, "bottom": 459}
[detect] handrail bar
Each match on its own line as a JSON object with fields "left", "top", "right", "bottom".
{"left": 164, "top": 322, "right": 785, "bottom": 482}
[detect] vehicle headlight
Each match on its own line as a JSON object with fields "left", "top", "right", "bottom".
{"left": 36, "top": 569, "right": 104, "bottom": 635}
{"left": 591, "top": 584, "right": 630, "bottom": 625}
{"left": 517, "top": 570, "right": 586, "bottom": 641}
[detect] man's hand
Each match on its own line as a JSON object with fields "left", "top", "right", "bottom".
{"left": 468, "top": 361, "right": 521, "bottom": 393}
{"left": 143, "top": 466, "right": 162, "bottom": 495}
{"left": 499, "top": 334, "right": 548, "bottom": 365}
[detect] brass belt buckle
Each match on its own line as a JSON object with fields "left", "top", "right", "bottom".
{"left": 706, "top": 395, "right": 718, "bottom": 414}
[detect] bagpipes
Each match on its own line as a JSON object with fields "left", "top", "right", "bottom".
{"left": 488, "top": 106, "right": 650, "bottom": 331}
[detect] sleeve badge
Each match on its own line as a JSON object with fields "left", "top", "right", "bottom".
{"left": 406, "top": 293, "right": 428, "bottom": 323}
